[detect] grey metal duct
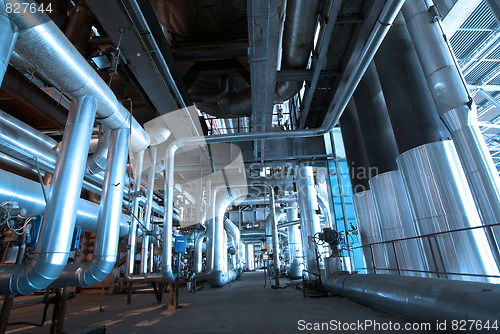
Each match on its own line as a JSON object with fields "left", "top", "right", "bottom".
{"left": 245, "top": 243, "right": 255, "bottom": 271}
{"left": 86, "top": 129, "right": 110, "bottom": 175}
{"left": 403, "top": 0, "right": 500, "bottom": 266}
{"left": 224, "top": 218, "right": 241, "bottom": 271}
{"left": 8, "top": 0, "right": 149, "bottom": 151}
{"left": 0, "top": 0, "right": 18, "bottom": 84}
{"left": 352, "top": 190, "right": 391, "bottom": 274}
{"left": 323, "top": 273, "right": 500, "bottom": 326}
{"left": 369, "top": 171, "right": 430, "bottom": 277}
{"left": 194, "top": 232, "right": 206, "bottom": 274}
{"left": 297, "top": 164, "right": 324, "bottom": 276}
{"left": 0, "top": 96, "right": 97, "bottom": 295}
{"left": 286, "top": 204, "right": 303, "bottom": 279}
{"left": 51, "top": 128, "right": 130, "bottom": 287}
{"left": 140, "top": 147, "right": 157, "bottom": 274}
{"left": 397, "top": 141, "right": 500, "bottom": 282}
{"left": 0, "top": 168, "right": 129, "bottom": 237}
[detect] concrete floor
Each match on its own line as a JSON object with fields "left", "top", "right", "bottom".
{"left": 5, "top": 271, "right": 432, "bottom": 334}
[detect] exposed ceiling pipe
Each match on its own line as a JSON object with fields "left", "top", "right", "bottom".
{"left": 50, "top": 128, "right": 129, "bottom": 287}
{"left": 0, "top": 0, "right": 18, "bottom": 84}
{"left": 8, "top": 0, "right": 150, "bottom": 151}
{"left": 403, "top": 0, "right": 500, "bottom": 265}
{"left": 0, "top": 96, "right": 97, "bottom": 295}
{"left": 64, "top": 0, "right": 93, "bottom": 55}
{"left": 190, "top": 76, "right": 229, "bottom": 103}
{"left": 323, "top": 273, "right": 500, "bottom": 325}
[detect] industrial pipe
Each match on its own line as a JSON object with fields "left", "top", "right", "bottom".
{"left": 0, "top": 0, "right": 18, "bottom": 84}
{"left": 0, "top": 96, "right": 97, "bottom": 295}
{"left": 317, "top": 193, "right": 333, "bottom": 229}
{"left": 245, "top": 244, "right": 255, "bottom": 271}
{"left": 286, "top": 204, "right": 303, "bottom": 279}
{"left": 403, "top": 0, "right": 500, "bottom": 266}
{"left": 8, "top": 0, "right": 149, "bottom": 151}
{"left": 140, "top": 146, "right": 157, "bottom": 274}
{"left": 323, "top": 273, "right": 500, "bottom": 326}
{"left": 224, "top": 218, "right": 241, "bottom": 272}
{"left": 194, "top": 232, "right": 206, "bottom": 274}
{"left": 265, "top": 210, "right": 286, "bottom": 277}
{"left": 51, "top": 128, "right": 130, "bottom": 287}
{"left": 86, "top": 129, "right": 110, "bottom": 175}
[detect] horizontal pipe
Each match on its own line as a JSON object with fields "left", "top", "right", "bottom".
{"left": 8, "top": 0, "right": 149, "bottom": 151}
{"left": 323, "top": 273, "right": 500, "bottom": 325}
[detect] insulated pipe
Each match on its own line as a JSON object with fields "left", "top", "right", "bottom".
{"left": 224, "top": 218, "right": 241, "bottom": 270}
{"left": 297, "top": 164, "right": 324, "bottom": 276}
{"left": 194, "top": 232, "right": 206, "bottom": 274}
{"left": 286, "top": 204, "right": 303, "bottom": 279}
{"left": 0, "top": 0, "right": 18, "bottom": 84}
{"left": 140, "top": 146, "right": 157, "bottom": 274}
{"left": 265, "top": 210, "right": 286, "bottom": 276}
{"left": 323, "top": 273, "right": 500, "bottom": 326}
{"left": 403, "top": 0, "right": 500, "bottom": 266}
{"left": 50, "top": 128, "right": 130, "bottom": 287}
{"left": 245, "top": 244, "right": 255, "bottom": 271}
{"left": 64, "top": 1, "right": 93, "bottom": 55}
{"left": 86, "top": 129, "right": 110, "bottom": 175}
{"left": 317, "top": 193, "right": 333, "bottom": 229}
{"left": 0, "top": 96, "right": 96, "bottom": 295}
{"left": 8, "top": 0, "right": 149, "bottom": 151}
{"left": 0, "top": 169, "right": 130, "bottom": 236}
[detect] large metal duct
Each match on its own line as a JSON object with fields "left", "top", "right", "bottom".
{"left": 0, "top": 0, "right": 17, "bottom": 84}
{"left": 7, "top": 0, "right": 149, "bottom": 151}
{"left": 286, "top": 204, "right": 303, "bottom": 279}
{"left": 224, "top": 218, "right": 242, "bottom": 271}
{"left": 86, "top": 129, "right": 110, "bottom": 175}
{"left": 245, "top": 244, "right": 255, "bottom": 271}
{"left": 403, "top": 0, "right": 500, "bottom": 267}
{"left": 51, "top": 128, "right": 129, "bottom": 287}
{"left": 0, "top": 96, "right": 97, "bottom": 295}
{"left": 353, "top": 61, "right": 428, "bottom": 277}
{"left": 323, "top": 273, "right": 500, "bottom": 326}
{"left": 194, "top": 232, "right": 206, "bottom": 274}
{"left": 376, "top": 13, "right": 499, "bottom": 282}
{"left": 297, "top": 164, "right": 324, "bottom": 276}
{"left": 64, "top": 0, "right": 93, "bottom": 55}
{"left": 0, "top": 169, "right": 129, "bottom": 236}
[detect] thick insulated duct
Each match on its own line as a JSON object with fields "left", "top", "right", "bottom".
{"left": 376, "top": 13, "right": 499, "bottom": 282}
{"left": 286, "top": 204, "right": 303, "bottom": 279}
{"left": 323, "top": 273, "right": 500, "bottom": 326}
{"left": 8, "top": 0, "right": 149, "bottom": 151}
{"left": 403, "top": 0, "right": 500, "bottom": 266}
{"left": 194, "top": 232, "right": 206, "bottom": 274}
{"left": 51, "top": 128, "right": 130, "bottom": 287}
{"left": 317, "top": 193, "right": 333, "bottom": 229}
{"left": 0, "top": 169, "right": 129, "bottom": 236}
{"left": 224, "top": 218, "right": 241, "bottom": 271}
{"left": 245, "top": 244, "right": 255, "bottom": 271}
{"left": 297, "top": 164, "right": 324, "bottom": 276}
{"left": 0, "top": 0, "right": 18, "bottom": 84}
{"left": 86, "top": 129, "right": 110, "bottom": 175}
{"left": 0, "top": 96, "right": 97, "bottom": 295}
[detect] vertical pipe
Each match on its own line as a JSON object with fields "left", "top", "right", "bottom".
{"left": 0, "top": 1, "right": 18, "bottom": 84}
{"left": 126, "top": 150, "right": 144, "bottom": 277}
{"left": 141, "top": 146, "right": 157, "bottom": 274}
{"left": 403, "top": 0, "right": 500, "bottom": 267}
{"left": 376, "top": 14, "right": 499, "bottom": 282}
{"left": 194, "top": 232, "right": 205, "bottom": 274}
{"left": 286, "top": 204, "right": 303, "bottom": 279}
{"left": 0, "top": 96, "right": 96, "bottom": 294}
{"left": 297, "top": 164, "right": 324, "bottom": 276}
{"left": 245, "top": 244, "right": 255, "bottom": 271}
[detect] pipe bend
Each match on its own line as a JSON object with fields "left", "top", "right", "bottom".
{"left": 208, "top": 270, "right": 237, "bottom": 288}
{"left": 86, "top": 128, "right": 111, "bottom": 175}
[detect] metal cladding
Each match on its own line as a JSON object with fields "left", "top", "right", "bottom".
{"left": 403, "top": 0, "right": 500, "bottom": 267}
{"left": 224, "top": 218, "right": 242, "bottom": 270}
{"left": 0, "top": 0, "right": 18, "bottom": 84}
{"left": 7, "top": 0, "right": 149, "bottom": 151}
{"left": 397, "top": 141, "right": 500, "bottom": 282}
{"left": 369, "top": 171, "right": 430, "bottom": 278}
{"left": 0, "top": 96, "right": 97, "bottom": 295}
{"left": 297, "top": 165, "right": 324, "bottom": 276}
{"left": 140, "top": 146, "right": 157, "bottom": 275}
{"left": 374, "top": 14, "right": 449, "bottom": 154}
{"left": 245, "top": 244, "right": 255, "bottom": 271}
{"left": 51, "top": 128, "right": 130, "bottom": 288}
{"left": 286, "top": 204, "right": 303, "bottom": 279}
{"left": 323, "top": 273, "right": 500, "bottom": 325}
{"left": 194, "top": 233, "right": 206, "bottom": 274}
{"left": 352, "top": 190, "right": 391, "bottom": 274}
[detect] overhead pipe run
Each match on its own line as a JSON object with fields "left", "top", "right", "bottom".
{"left": 7, "top": 0, "right": 149, "bottom": 151}
{"left": 0, "top": 96, "right": 97, "bottom": 295}
{"left": 0, "top": 0, "right": 18, "bottom": 84}
{"left": 51, "top": 128, "right": 130, "bottom": 287}
{"left": 403, "top": 0, "right": 500, "bottom": 266}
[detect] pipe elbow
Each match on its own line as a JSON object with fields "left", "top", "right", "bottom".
{"left": 9, "top": 261, "right": 66, "bottom": 295}
{"left": 208, "top": 270, "right": 236, "bottom": 287}
{"left": 77, "top": 257, "right": 115, "bottom": 286}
